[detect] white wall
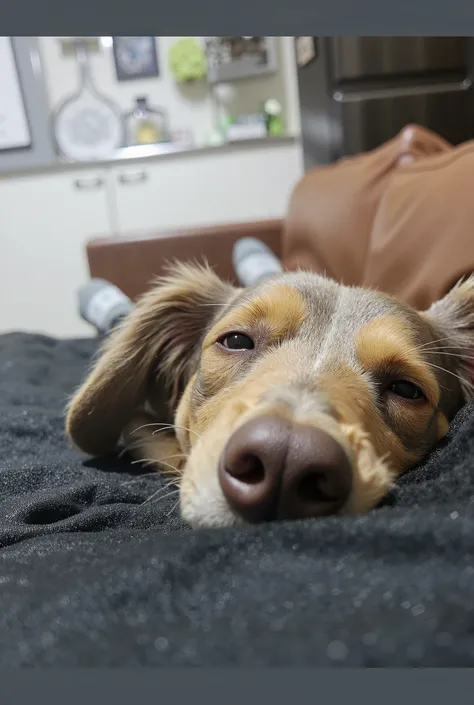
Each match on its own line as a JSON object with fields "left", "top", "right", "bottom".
{"left": 38, "top": 37, "right": 301, "bottom": 144}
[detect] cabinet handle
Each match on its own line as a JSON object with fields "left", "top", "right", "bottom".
{"left": 73, "top": 177, "right": 104, "bottom": 190}
{"left": 118, "top": 171, "right": 148, "bottom": 185}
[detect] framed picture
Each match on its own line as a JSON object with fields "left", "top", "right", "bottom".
{"left": 205, "top": 37, "right": 277, "bottom": 83}
{"left": 112, "top": 37, "right": 159, "bottom": 81}
{"left": 0, "top": 37, "right": 31, "bottom": 151}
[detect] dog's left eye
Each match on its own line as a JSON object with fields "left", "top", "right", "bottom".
{"left": 219, "top": 333, "right": 255, "bottom": 350}
{"left": 388, "top": 380, "right": 425, "bottom": 400}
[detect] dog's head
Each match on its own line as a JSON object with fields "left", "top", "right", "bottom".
{"left": 67, "top": 264, "right": 474, "bottom": 528}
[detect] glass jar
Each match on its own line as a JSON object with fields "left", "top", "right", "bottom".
{"left": 124, "top": 96, "right": 170, "bottom": 146}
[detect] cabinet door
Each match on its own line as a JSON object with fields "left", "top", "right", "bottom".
{"left": 0, "top": 169, "right": 111, "bottom": 338}
{"left": 112, "top": 143, "right": 303, "bottom": 234}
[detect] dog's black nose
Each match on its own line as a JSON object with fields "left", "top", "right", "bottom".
{"left": 218, "top": 416, "right": 352, "bottom": 523}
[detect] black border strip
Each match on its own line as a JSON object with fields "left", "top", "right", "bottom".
{"left": 2, "top": 0, "right": 474, "bottom": 35}
{"left": 2, "top": 669, "right": 474, "bottom": 705}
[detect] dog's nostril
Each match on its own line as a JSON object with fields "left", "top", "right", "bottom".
{"left": 219, "top": 416, "right": 291, "bottom": 523}
{"left": 226, "top": 453, "right": 265, "bottom": 485}
{"left": 297, "top": 472, "right": 329, "bottom": 503}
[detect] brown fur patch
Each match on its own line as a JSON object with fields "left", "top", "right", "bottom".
{"left": 318, "top": 361, "right": 429, "bottom": 474}
{"left": 203, "top": 283, "right": 307, "bottom": 349}
{"left": 437, "top": 411, "right": 450, "bottom": 440}
{"left": 317, "top": 364, "right": 409, "bottom": 466}
{"left": 355, "top": 315, "right": 440, "bottom": 408}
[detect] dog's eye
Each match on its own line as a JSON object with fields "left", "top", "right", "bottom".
{"left": 220, "top": 333, "right": 255, "bottom": 350}
{"left": 388, "top": 380, "right": 425, "bottom": 400}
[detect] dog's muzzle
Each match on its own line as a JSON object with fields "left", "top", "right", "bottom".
{"left": 218, "top": 415, "right": 353, "bottom": 523}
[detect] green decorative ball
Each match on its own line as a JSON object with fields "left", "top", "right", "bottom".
{"left": 169, "top": 38, "right": 207, "bottom": 83}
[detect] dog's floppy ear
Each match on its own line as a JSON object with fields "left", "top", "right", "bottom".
{"left": 424, "top": 275, "right": 474, "bottom": 401}
{"left": 66, "top": 262, "right": 239, "bottom": 456}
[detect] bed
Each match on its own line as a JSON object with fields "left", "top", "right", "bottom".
{"left": 0, "top": 329, "right": 474, "bottom": 666}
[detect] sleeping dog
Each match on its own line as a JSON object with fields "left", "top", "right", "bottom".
{"left": 66, "top": 264, "right": 474, "bottom": 528}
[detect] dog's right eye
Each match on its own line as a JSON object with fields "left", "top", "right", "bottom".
{"left": 387, "top": 379, "right": 425, "bottom": 401}
{"left": 219, "top": 333, "right": 255, "bottom": 350}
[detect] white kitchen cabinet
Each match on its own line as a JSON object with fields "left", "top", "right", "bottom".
{"left": 0, "top": 140, "right": 303, "bottom": 339}
{"left": 0, "top": 169, "right": 111, "bottom": 338}
{"left": 111, "top": 141, "right": 303, "bottom": 233}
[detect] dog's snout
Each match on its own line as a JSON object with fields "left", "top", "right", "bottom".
{"left": 218, "top": 416, "right": 352, "bottom": 523}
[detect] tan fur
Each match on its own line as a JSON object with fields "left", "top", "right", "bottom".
{"left": 355, "top": 316, "right": 440, "bottom": 407}
{"left": 437, "top": 411, "right": 450, "bottom": 440}
{"left": 317, "top": 364, "right": 417, "bottom": 473}
{"left": 204, "top": 283, "right": 307, "bottom": 347}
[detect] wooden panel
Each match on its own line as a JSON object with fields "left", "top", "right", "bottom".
{"left": 86, "top": 219, "right": 283, "bottom": 301}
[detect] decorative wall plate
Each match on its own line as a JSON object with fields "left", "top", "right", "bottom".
{"left": 54, "top": 41, "right": 123, "bottom": 162}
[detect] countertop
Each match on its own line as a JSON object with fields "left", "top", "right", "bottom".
{"left": 0, "top": 135, "right": 298, "bottom": 180}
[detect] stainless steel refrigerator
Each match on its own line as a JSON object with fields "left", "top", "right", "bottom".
{"left": 296, "top": 37, "right": 474, "bottom": 170}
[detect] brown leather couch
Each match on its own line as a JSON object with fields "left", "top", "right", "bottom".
{"left": 87, "top": 124, "right": 474, "bottom": 311}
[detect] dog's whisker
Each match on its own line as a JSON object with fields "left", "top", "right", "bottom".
{"left": 415, "top": 336, "right": 474, "bottom": 350}
{"left": 158, "top": 453, "right": 187, "bottom": 461}
{"left": 131, "top": 457, "right": 161, "bottom": 465}
{"left": 424, "top": 350, "right": 474, "bottom": 361}
{"left": 158, "top": 469, "right": 184, "bottom": 479}
{"left": 142, "top": 487, "right": 180, "bottom": 506}
{"left": 128, "top": 420, "right": 201, "bottom": 441}
{"left": 131, "top": 457, "right": 183, "bottom": 474}
{"left": 121, "top": 471, "right": 168, "bottom": 485}
{"left": 415, "top": 336, "right": 453, "bottom": 350}
{"left": 424, "top": 361, "right": 467, "bottom": 384}
{"left": 118, "top": 438, "right": 146, "bottom": 457}
{"left": 128, "top": 422, "right": 176, "bottom": 435}
{"left": 151, "top": 423, "right": 201, "bottom": 440}
{"left": 158, "top": 456, "right": 187, "bottom": 472}
{"left": 122, "top": 440, "right": 148, "bottom": 453}
{"left": 415, "top": 337, "right": 474, "bottom": 352}
{"left": 419, "top": 342, "right": 472, "bottom": 350}
{"left": 145, "top": 427, "right": 177, "bottom": 439}
{"left": 165, "top": 498, "right": 181, "bottom": 517}
{"left": 138, "top": 459, "right": 162, "bottom": 470}
{"left": 156, "top": 458, "right": 184, "bottom": 474}
{"left": 417, "top": 343, "right": 473, "bottom": 352}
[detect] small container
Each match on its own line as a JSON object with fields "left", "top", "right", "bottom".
{"left": 124, "top": 96, "right": 170, "bottom": 146}
{"left": 262, "top": 98, "right": 284, "bottom": 137}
